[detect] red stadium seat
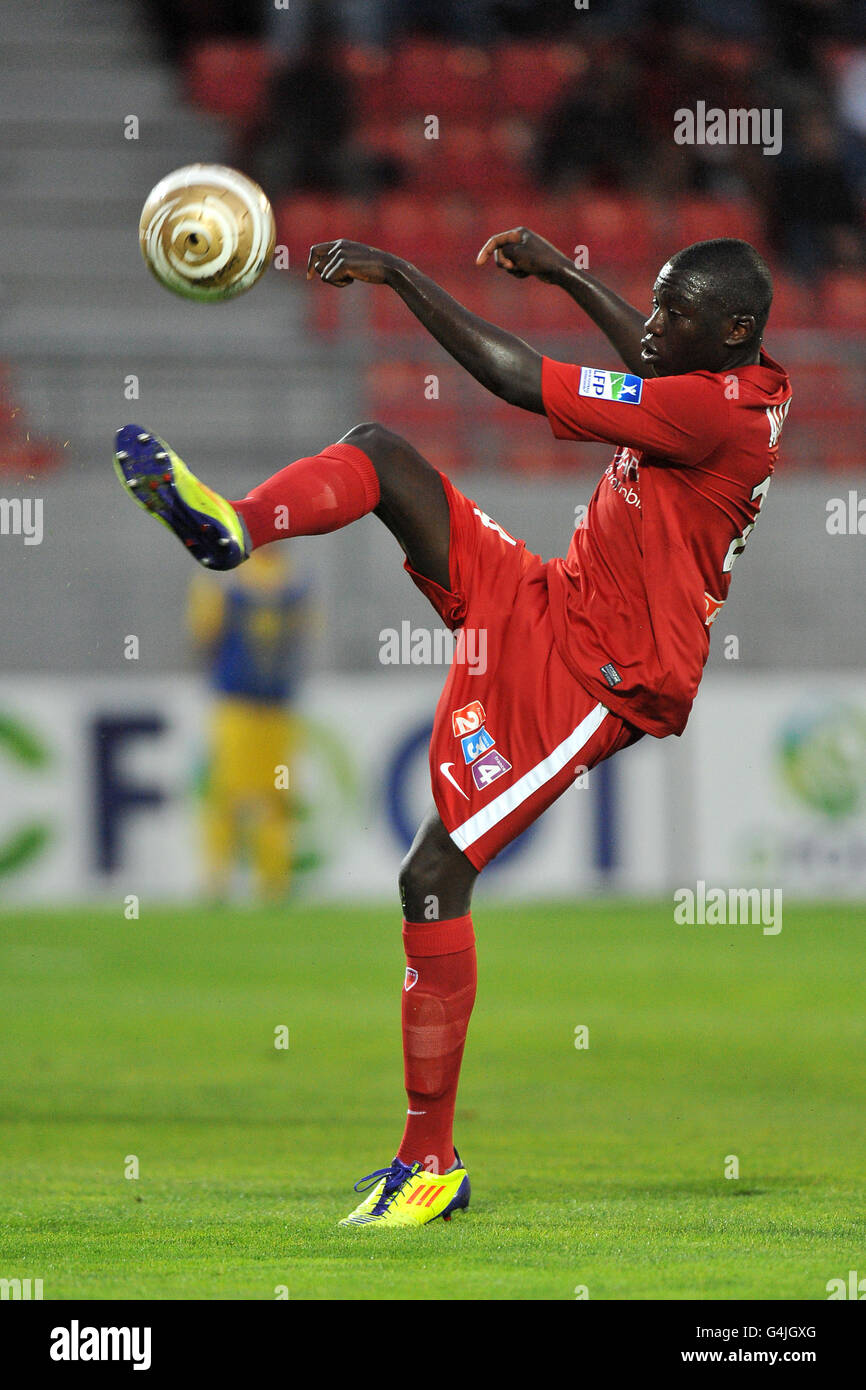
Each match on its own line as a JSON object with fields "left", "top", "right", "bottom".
{"left": 492, "top": 42, "right": 587, "bottom": 118}
{"left": 470, "top": 193, "right": 645, "bottom": 274}
{"left": 822, "top": 271, "right": 866, "bottom": 331}
{"left": 491, "top": 412, "right": 574, "bottom": 474}
{"left": 673, "top": 197, "right": 763, "bottom": 249}
{"left": 769, "top": 353, "right": 864, "bottom": 472}
{"left": 576, "top": 194, "right": 655, "bottom": 266}
{"left": 336, "top": 42, "right": 394, "bottom": 121}
{"left": 365, "top": 359, "right": 462, "bottom": 427}
{"left": 0, "top": 367, "right": 59, "bottom": 473}
{"left": 409, "top": 121, "right": 531, "bottom": 198}
{"left": 370, "top": 193, "right": 442, "bottom": 265}
{"left": 364, "top": 359, "right": 469, "bottom": 468}
{"left": 599, "top": 267, "right": 655, "bottom": 319}
{"left": 764, "top": 272, "right": 804, "bottom": 331}
{"left": 372, "top": 195, "right": 480, "bottom": 275}
{"left": 356, "top": 115, "right": 418, "bottom": 163}
{"left": 474, "top": 196, "right": 538, "bottom": 247}
{"left": 496, "top": 193, "right": 656, "bottom": 270}
{"left": 185, "top": 40, "right": 274, "bottom": 127}
{"left": 275, "top": 194, "right": 374, "bottom": 271}
{"left": 388, "top": 42, "right": 494, "bottom": 120}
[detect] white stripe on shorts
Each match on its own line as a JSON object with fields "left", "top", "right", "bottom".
{"left": 449, "top": 701, "right": 609, "bottom": 853}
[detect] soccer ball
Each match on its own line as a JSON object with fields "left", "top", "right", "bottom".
{"left": 138, "top": 163, "right": 276, "bottom": 302}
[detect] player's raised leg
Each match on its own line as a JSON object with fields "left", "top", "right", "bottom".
{"left": 113, "top": 421, "right": 452, "bottom": 590}
{"left": 235, "top": 421, "right": 452, "bottom": 590}
{"left": 115, "top": 418, "right": 475, "bottom": 1227}
{"left": 339, "top": 808, "right": 478, "bottom": 1228}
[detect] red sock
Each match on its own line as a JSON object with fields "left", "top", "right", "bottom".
{"left": 231, "top": 442, "right": 380, "bottom": 549}
{"left": 397, "top": 914, "right": 477, "bottom": 1175}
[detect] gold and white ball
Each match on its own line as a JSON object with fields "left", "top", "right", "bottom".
{"left": 138, "top": 163, "right": 276, "bottom": 301}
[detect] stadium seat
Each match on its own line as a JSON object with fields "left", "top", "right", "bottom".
{"left": 0, "top": 367, "right": 59, "bottom": 473}
{"left": 764, "top": 272, "right": 804, "bottom": 331}
{"left": 365, "top": 359, "right": 463, "bottom": 427}
{"left": 372, "top": 194, "right": 479, "bottom": 274}
{"left": 673, "top": 196, "right": 763, "bottom": 249}
{"left": 490, "top": 412, "right": 575, "bottom": 474}
{"left": 492, "top": 42, "right": 587, "bottom": 118}
{"left": 275, "top": 194, "right": 374, "bottom": 271}
{"left": 336, "top": 42, "right": 394, "bottom": 121}
{"left": 410, "top": 121, "right": 532, "bottom": 198}
{"left": 822, "top": 271, "right": 866, "bottom": 331}
{"left": 370, "top": 193, "right": 438, "bottom": 264}
{"left": 488, "top": 192, "right": 656, "bottom": 270}
{"left": 388, "top": 42, "right": 494, "bottom": 121}
{"left": 185, "top": 40, "right": 274, "bottom": 127}
{"left": 356, "top": 115, "right": 418, "bottom": 164}
{"left": 575, "top": 194, "right": 655, "bottom": 266}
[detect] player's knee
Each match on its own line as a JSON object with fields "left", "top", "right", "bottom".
{"left": 397, "top": 847, "right": 424, "bottom": 908}
{"left": 398, "top": 837, "right": 446, "bottom": 909}
{"left": 341, "top": 421, "right": 405, "bottom": 458}
{"left": 398, "top": 824, "right": 477, "bottom": 921}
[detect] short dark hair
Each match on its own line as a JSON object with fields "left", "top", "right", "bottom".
{"left": 666, "top": 238, "right": 774, "bottom": 340}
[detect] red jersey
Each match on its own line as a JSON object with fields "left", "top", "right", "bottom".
{"left": 541, "top": 351, "right": 792, "bottom": 737}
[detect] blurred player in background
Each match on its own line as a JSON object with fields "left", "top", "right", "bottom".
{"left": 187, "top": 546, "right": 313, "bottom": 902}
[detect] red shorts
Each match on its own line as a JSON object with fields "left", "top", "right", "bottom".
{"left": 405, "top": 475, "right": 642, "bottom": 870}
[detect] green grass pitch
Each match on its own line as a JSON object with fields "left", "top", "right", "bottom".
{"left": 0, "top": 901, "right": 863, "bottom": 1301}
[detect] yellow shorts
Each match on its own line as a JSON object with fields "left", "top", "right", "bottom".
{"left": 207, "top": 698, "right": 295, "bottom": 799}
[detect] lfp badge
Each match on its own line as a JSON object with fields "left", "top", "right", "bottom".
{"left": 579, "top": 368, "right": 643, "bottom": 404}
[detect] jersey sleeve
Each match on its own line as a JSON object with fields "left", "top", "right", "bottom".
{"left": 541, "top": 356, "right": 729, "bottom": 465}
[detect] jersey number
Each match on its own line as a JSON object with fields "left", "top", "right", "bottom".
{"left": 722, "top": 475, "right": 771, "bottom": 574}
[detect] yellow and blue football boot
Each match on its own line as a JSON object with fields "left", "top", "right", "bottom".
{"left": 339, "top": 1153, "right": 471, "bottom": 1228}
{"left": 113, "top": 424, "right": 249, "bottom": 570}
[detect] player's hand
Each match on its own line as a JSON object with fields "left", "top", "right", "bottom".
{"left": 306, "top": 240, "right": 396, "bottom": 287}
{"left": 476, "top": 227, "right": 569, "bottom": 283}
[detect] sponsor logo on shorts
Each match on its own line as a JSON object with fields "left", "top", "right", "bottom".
{"left": 451, "top": 700, "right": 486, "bottom": 737}
{"left": 439, "top": 761, "right": 470, "bottom": 800}
{"left": 404, "top": 967, "right": 419, "bottom": 991}
{"left": 471, "top": 750, "right": 512, "bottom": 790}
{"left": 579, "top": 368, "right": 643, "bottom": 404}
{"left": 461, "top": 725, "right": 495, "bottom": 764}
{"left": 600, "top": 662, "right": 622, "bottom": 688}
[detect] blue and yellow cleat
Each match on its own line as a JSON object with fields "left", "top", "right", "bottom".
{"left": 339, "top": 1153, "right": 471, "bottom": 1229}
{"left": 113, "top": 424, "right": 249, "bottom": 570}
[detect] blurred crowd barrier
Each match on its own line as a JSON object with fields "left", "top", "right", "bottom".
{"left": 0, "top": 671, "right": 864, "bottom": 903}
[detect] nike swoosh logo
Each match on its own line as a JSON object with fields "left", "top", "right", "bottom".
{"left": 439, "top": 762, "right": 470, "bottom": 800}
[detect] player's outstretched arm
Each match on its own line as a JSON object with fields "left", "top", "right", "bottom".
{"left": 307, "top": 240, "right": 544, "bottom": 413}
{"left": 477, "top": 227, "right": 648, "bottom": 378}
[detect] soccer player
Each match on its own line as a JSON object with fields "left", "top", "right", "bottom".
{"left": 114, "top": 229, "right": 792, "bottom": 1228}
{"left": 187, "top": 546, "right": 312, "bottom": 902}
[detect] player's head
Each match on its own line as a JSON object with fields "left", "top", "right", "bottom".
{"left": 641, "top": 239, "right": 773, "bottom": 377}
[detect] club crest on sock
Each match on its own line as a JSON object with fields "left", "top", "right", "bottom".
{"left": 404, "top": 966, "right": 419, "bottom": 991}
